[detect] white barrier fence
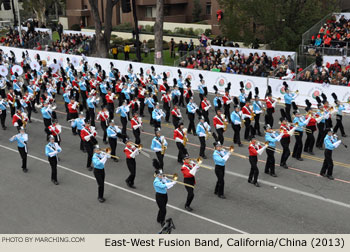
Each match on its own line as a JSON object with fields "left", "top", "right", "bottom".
{"left": 210, "top": 45, "right": 297, "bottom": 62}
{"left": 1, "top": 46, "right": 349, "bottom": 112}
{"left": 63, "top": 30, "right": 95, "bottom": 37}
{"left": 323, "top": 56, "right": 350, "bottom": 65}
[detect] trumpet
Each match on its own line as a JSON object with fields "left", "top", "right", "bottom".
{"left": 153, "top": 173, "right": 195, "bottom": 188}
{"left": 101, "top": 147, "right": 120, "bottom": 159}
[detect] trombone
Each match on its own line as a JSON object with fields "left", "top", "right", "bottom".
{"left": 129, "top": 142, "right": 151, "bottom": 158}
{"left": 222, "top": 145, "right": 248, "bottom": 159}
{"left": 189, "top": 157, "right": 213, "bottom": 170}
{"left": 154, "top": 173, "right": 195, "bottom": 188}
{"left": 101, "top": 147, "right": 120, "bottom": 159}
{"left": 256, "top": 141, "right": 283, "bottom": 153}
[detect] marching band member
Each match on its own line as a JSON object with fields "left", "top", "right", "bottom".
{"left": 196, "top": 116, "right": 211, "bottom": 159}
{"left": 47, "top": 120, "right": 62, "bottom": 145}
{"left": 107, "top": 120, "right": 122, "bottom": 162}
{"left": 116, "top": 100, "right": 130, "bottom": 136}
{"left": 265, "top": 86, "right": 277, "bottom": 127}
{"left": 200, "top": 96, "right": 211, "bottom": 125}
{"left": 252, "top": 88, "right": 263, "bottom": 136}
{"left": 321, "top": 95, "right": 333, "bottom": 129}
{"left": 86, "top": 93, "right": 99, "bottom": 127}
{"left": 0, "top": 75, "right": 7, "bottom": 98}
{"left": 45, "top": 135, "right": 62, "bottom": 185}
{"left": 131, "top": 112, "right": 142, "bottom": 145}
{"left": 151, "top": 128, "right": 168, "bottom": 169}
{"left": 304, "top": 101, "right": 317, "bottom": 155}
{"left": 7, "top": 88, "right": 16, "bottom": 117}
{"left": 161, "top": 89, "right": 171, "bottom": 123}
{"left": 137, "top": 82, "right": 146, "bottom": 117}
{"left": 0, "top": 96, "right": 9, "bottom": 130}
{"left": 92, "top": 145, "right": 111, "bottom": 202}
{"left": 12, "top": 109, "right": 28, "bottom": 132}
{"left": 129, "top": 96, "right": 140, "bottom": 115}
{"left": 283, "top": 82, "right": 296, "bottom": 122}
{"left": 264, "top": 125, "right": 283, "bottom": 177}
{"left": 181, "top": 154, "right": 199, "bottom": 211}
{"left": 184, "top": 80, "right": 193, "bottom": 105}
{"left": 62, "top": 88, "right": 71, "bottom": 120}
{"left": 153, "top": 160, "right": 176, "bottom": 226}
{"left": 22, "top": 91, "right": 33, "bottom": 123}
{"left": 9, "top": 127, "right": 28, "bottom": 173}
{"left": 186, "top": 97, "right": 199, "bottom": 135}
{"left": 241, "top": 95, "right": 254, "bottom": 140}
{"left": 239, "top": 82, "right": 246, "bottom": 108}
{"left": 213, "top": 110, "right": 226, "bottom": 145}
{"left": 124, "top": 139, "right": 140, "bottom": 188}
{"left": 174, "top": 122, "right": 188, "bottom": 163}
{"left": 230, "top": 104, "right": 243, "bottom": 147}
{"left": 332, "top": 93, "right": 347, "bottom": 137}
{"left": 292, "top": 105, "right": 311, "bottom": 161}
{"left": 248, "top": 137, "right": 267, "bottom": 187}
{"left": 96, "top": 107, "right": 110, "bottom": 144}
{"left": 279, "top": 110, "right": 294, "bottom": 169}
{"left": 315, "top": 100, "right": 326, "bottom": 150}
{"left": 81, "top": 120, "right": 98, "bottom": 171}
{"left": 171, "top": 105, "right": 182, "bottom": 129}
{"left": 67, "top": 98, "right": 79, "bottom": 125}
{"left": 222, "top": 83, "right": 232, "bottom": 121}
{"left": 71, "top": 112, "right": 86, "bottom": 152}
{"left": 212, "top": 138, "right": 231, "bottom": 199}
{"left": 197, "top": 74, "right": 207, "bottom": 101}
{"left": 78, "top": 77, "right": 88, "bottom": 109}
{"left": 171, "top": 83, "right": 181, "bottom": 106}
{"left": 152, "top": 103, "right": 165, "bottom": 129}
{"left": 213, "top": 86, "right": 222, "bottom": 112}
{"left": 106, "top": 89, "right": 117, "bottom": 120}
{"left": 145, "top": 93, "right": 155, "bottom": 125}
{"left": 320, "top": 129, "right": 342, "bottom": 180}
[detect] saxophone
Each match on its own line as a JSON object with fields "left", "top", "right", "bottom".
{"left": 183, "top": 128, "right": 188, "bottom": 147}
{"left": 222, "top": 114, "right": 228, "bottom": 132}
{"left": 161, "top": 137, "right": 167, "bottom": 155}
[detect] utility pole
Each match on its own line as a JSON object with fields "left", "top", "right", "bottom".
{"left": 16, "top": 0, "right": 22, "bottom": 44}
{"left": 132, "top": 0, "right": 141, "bottom": 62}
{"left": 11, "top": 0, "right": 17, "bottom": 26}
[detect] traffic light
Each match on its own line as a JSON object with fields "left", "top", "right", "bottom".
{"left": 3, "top": 0, "right": 12, "bottom": 10}
{"left": 121, "top": 0, "right": 131, "bottom": 13}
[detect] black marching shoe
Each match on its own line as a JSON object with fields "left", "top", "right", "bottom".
{"left": 309, "top": 152, "right": 315, "bottom": 155}
{"left": 270, "top": 173, "right": 277, "bottom": 177}
{"left": 296, "top": 158, "right": 304, "bottom": 161}
{"left": 238, "top": 144, "right": 243, "bottom": 147}
{"left": 254, "top": 182, "right": 260, "bottom": 187}
{"left": 2, "top": 126, "right": 7, "bottom": 130}
{"left": 248, "top": 179, "right": 252, "bottom": 184}
{"left": 280, "top": 164, "right": 288, "bottom": 169}
{"left": 185, "top": 205, "right": 193, "bottom": 212}
{"left": 218, "top": 195, "right": 226, "bottom": 199}
{"left": 320, "top": 173, "right": 326, "bottom": 177}
{"left": 126, "top": 180, "right": 136, "bottom": 189}
{"left": 327, "top": 175, "right": 334, "bottom": 180}
{"left": 51, "top": 180, "right": 59, "bottom": 185}
{"left": 87, "top": 167, "right": 93, "bottom": 171}
{"left": 98, "top": 198, "right": 106, "bottom": 203}
{"left": 342, "top": 134, "right": 347, "bottom": 137}
{"left": 23, "top": 168, "right": 28, "bottom": 173}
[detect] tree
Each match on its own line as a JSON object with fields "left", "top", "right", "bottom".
{"left": 22, "top": 0, "right": 52, "bottom": 26}
{"left": 192, "top": 0, "right": 202, "bottom": 22}
{"left": 88, "top": 0, "right": 120, "bottom": 58}
{"left": 132, "top": 0, "right": 141, "bottom": 62}
{"left": 218, "top": 0, "right": 341, "bottom": 51}
{"left": 154, "top": 0, "right": 164, "bottom": 65}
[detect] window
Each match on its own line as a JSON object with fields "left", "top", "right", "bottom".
{"left": 145, "top": 6, "right": 156, "bottom": 18}
{"left": 206, "top": 2, "right": 211, "bottom": 15}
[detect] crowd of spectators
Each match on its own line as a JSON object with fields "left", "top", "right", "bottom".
{"left": 297, "top": 56, "right": 350, "bottom": 86}
{"left": 0, "top": 28, "right": 50, "bottom": 48}
{"left": 48, "top": 33, "right": 94, "bottom": 55}
{"left": 309, "top": 14, "right": 350, "bottom": 48}
{"left": 178, "top": 47, "right": 295, "bottom": 78}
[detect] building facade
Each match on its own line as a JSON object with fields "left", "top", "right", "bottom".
{"left": 66, "top": 0, "right": 221, "bottom": 34}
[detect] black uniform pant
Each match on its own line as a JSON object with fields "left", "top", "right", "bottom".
{"left": 156, "top": 192, "right": 168, "bottom": 224}
{"left": 325, "top": 118, "right": 332, "bottom": 129}
{"left": 101, "top": 121, "right": 108, "bottom": 142}
{"left": 232, "top": 124, "right": 241, "bottom": 144}
{"left": 126, "top": 158, "right": 136, "bottom": 185}
{"left": 133, "top": 128, "right": 141, "bottom": 145}
{"left": 224, "top": 104, "right": 230, "bottom": 122}
{"left": 280, "top": 137, "right": 290, "bottom": 165}
{"left": 108, "top": 137, "right": 117, "bottom": 160}
{"left": 84, "top": 141, "right": 94, "bottom": 168}
{"left": 184, "top": 177, "right": 195, "bottom": 207}
{"left": 179, "top": 88, "right": 184, "bottom": 106}
{"left": 187, "top": 113, "right": 195, "bottom": 134}
{"left": 214, "top": 165, "right": 225, "bottom": 196}
{"left": 94, "top": 168, "right": 105, "bottom": 199}
{"left": 199, "top": 136, "right": 206, "bottom": 157}
{"left": 107, "top": 103, "right": 115, "bottom": 120}
{"left": 265, "top": 148, "right": 275, "bottom": 175}
{"left": 321, "top": 149, "right": 334, "bottom": 176}
{"left": 139, "top": 98, "right": 145, "bottom": 117}
{"left": 292, "top": 131, "right": 303, "bottom": 159}
{"left": 78, "top": 130, "right": 84, "bottom": 151}
{"left": 64, "top": 102, "right": 69, "bottom": 120}
{"left": 156, "top": 151, "right": 164, "bottom": 169}
{"left": 0, "top": 109, "right": 6, "bottom": 128}
{"left": 216, "top": 128, "right": 224, "bottom": 145}
{"left": 86, "top": 108, "right": 95, "bottom": 127}
{"left": 265, "top": 108, "right": 274, "bottom": 127}
{"left": 304, "top": 128, "right": 315, "bottom": 153}
{"left": 172, "top": 116, "right": 180, "bottom": 129}
{"left": 154, "top": 120, "right": 161, "bottom": 129}
{"left": 333, "top": 115, "right": 345, "bottom": 135}
{"left": 81, "top": 91, "right": 87, "bottom": 110}
{"left": 316, "top": 122, "right": 325, "bottom": 148}
{"left": 164, "top": 103, "right": 170, "bottom": 122}
{"left": 121, "top": 116, "right": 127, "bottom": 136}
{"left": 254, "top": 114, "right": 261, "bottom": 135}
{"left": 248, "top": 156, "right": 259, "bottom": 184}
{"left": 26, "top": 104, "right": 32, "bottom": 121}
{"left": 244, "top": 118, "right": 254, "bottom": 140}
{"left": 148, "top": 107, "right": 154, "bottom": 125}
{"left": 18, "top": 146, "right": 27, "bottom": 170}
{"left": 285, "top": 103, "right": 292, "bottom": 122}
{"left": 48, "top": 156, "right": 58, "bottom": 181}
{"left": 176, "top": 142, "right": 188, "bottom": 163}
{"left": 201, "top": 110, "right": 210, "bottom": 125}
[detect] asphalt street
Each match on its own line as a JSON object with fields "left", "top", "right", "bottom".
{"left": 0, "top": 91, "right": 350, "bottom": 234}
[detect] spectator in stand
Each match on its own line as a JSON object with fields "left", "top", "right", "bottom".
{"left": 49, "top": 33, "right": 93, "bottom": 55}
{"left": 57, "top": 22, "right": 63, "bottom": 41}
{"left": 169, "top": 38, "right": 175, "bottom": 58}
{"left": 178, "top": 40, "right": 184, "bottom": 57}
